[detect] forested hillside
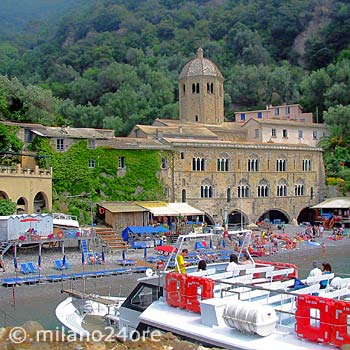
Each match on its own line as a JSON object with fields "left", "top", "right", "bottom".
{"left": 1, "top": 0, "right": 350, "bottom": 189}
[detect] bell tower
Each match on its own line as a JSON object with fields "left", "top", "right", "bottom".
{"left": 179, "top": 48, "right": 224, "bottom": 125}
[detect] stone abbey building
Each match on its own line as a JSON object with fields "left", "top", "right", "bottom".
{"left": 131, "top": 48, "right": 327, "bottom": 226}
{"left": 1, "top": 48, "right": 327, "bottom": 226}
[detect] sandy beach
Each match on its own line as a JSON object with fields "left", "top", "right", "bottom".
{"left": 1, "top": 224, "right": 350, "bottom": 328}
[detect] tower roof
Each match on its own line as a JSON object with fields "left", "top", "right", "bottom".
{"left": 179, "top": 48, "right": 223, "bottom": 80}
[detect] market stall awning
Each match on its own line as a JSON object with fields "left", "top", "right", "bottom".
{"left": 311, "top": 197, "right": 350, "bottom": 209}
{"left": 137, "top": 202, "right": 204, "bottom": 217}
{"left": 98, "top": 202, "right": 148, "bottom": 213}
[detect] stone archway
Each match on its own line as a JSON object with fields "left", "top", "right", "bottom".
{"left": 204, "top": 212, "right": 215, "bottom": 225}
{"left": 17, "top": 197, "right": 28, "bottom": 214}
{"left": 228, "top": 210, "right": 248, "bottom": 228}
{"left": 297, "top": 207, "right": 316, "bottom": 225}
{"left": 33, "top": 192, "right": 49, "bottom": 213}
{"left": 0, "top": 191, "right": 9, "bottom": 200}
{"left": 258, "top": 209, "right": 290, "bottom": 224}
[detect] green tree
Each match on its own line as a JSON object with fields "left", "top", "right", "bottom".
{"left": 0, "top": 199, "right": 17, "bottom": 216}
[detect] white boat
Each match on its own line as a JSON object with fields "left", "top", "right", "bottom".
{"left": 55, "top": 292, "right": 125, "bottom": 337}
{"left": 52, "top": 213, "right": 80, "bottom": 229}
{"left": 57, "top": 231, "right": 350, "bottom": 348}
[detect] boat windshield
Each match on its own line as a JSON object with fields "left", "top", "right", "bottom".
{"left": 122, "top": 282, "right": 162, "bottom": 312}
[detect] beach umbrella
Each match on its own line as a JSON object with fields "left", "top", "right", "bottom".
{"left": 143, "top": 247, "right": 147, "bottom": 259}
{"left": 13, "top": 257, "right": 18, "bottom": 271}
{"left": 122, "top": 250, "right": 126, "bottom": 261}
{"left": 101, "top": 251, "right": 105, "bottom": 264}
{"left": 20, "top": 217, "right": 41, "bottom": 232}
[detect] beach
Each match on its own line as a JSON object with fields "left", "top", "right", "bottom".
{"left": 1, "top": 224, "right": 350, "bottom": 329}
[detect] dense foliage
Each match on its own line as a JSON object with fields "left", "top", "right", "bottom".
{"left": 0, "top": 199, "right": 17, "bottom": 216}
{"left": 31, "top": 138, "right": 166, "bottom": 220}
{"left": 1, "top": 0, "right": 350, "bottom": 192}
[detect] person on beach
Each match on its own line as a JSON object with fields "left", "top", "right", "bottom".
{"left": 0, "top": 254, "right": 5, "bottom": 272}
{"left": 321, "top": 242, "right": 326, "bottom": 258}
{"left": 226, "top": 254, "right": 238, "bottom": 271}
{"left": 175, "top": 248, "right": 189, "bottom": 274}
{"left": 197, "top": 259, "right": 207, "bottom": 271}
{"left": 307, "top": 260, "right": 322, "bottom": 284}
{"left": 320, "top": 262, "right": 332, "bottom": 289}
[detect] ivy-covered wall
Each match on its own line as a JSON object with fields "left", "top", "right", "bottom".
{"left": 31, "top": 138, "right": 167, "bottom": 222}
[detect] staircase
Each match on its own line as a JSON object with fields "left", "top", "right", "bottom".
{"left": 95, "top": 228, "right": 129, "bottom": 252}
{"left": 0, "top": 241, "right": 13, "bottom": 256}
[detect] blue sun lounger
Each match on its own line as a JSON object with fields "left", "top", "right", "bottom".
{"left": 20, "top": 263, "right": 31, "bottom": 274}
{"left": 27, "top": 262, "right": 38, "bottom": 273}
{"left": 2, "top": 277, "right": 24, "bottom": 286}
{"left": 54, "top": 259, "right": 72, "bottom": 270}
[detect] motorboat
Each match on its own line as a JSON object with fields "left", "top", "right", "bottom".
{"left": 57, "top": 230, "right": 350, "bottom": 348}
{"left": 55, "top": 291, "right": 125, "bottom": 337}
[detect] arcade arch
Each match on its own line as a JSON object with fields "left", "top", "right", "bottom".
{"left": 257, "top": 209, "right": 290, "bottom": 224}
{"left": 297, "top": 207, "right": 316, "bottom": 225}
{"left": 17, "top": 197, "right": 28, "bottom": 214}
{"left": 0, "top": 191, "right": 9, "bottom": 200}
{"left": 33, "top": 192, "right": 49, "bottom": 213}
{"left": 228, "top": 210, "right": 248, "bottom": 227}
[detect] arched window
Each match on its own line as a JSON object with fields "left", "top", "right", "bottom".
{"left": 294, "top": 179, "right": 305, "bottom": 196}
{"left": 192, "top": 83, "right": 196, "bottom": 93}
{"left": 192, "top": 157, "right": 205, "bottom": 171}
{"left": 182, "top": 189, "right": 186, "bottom": 202}
{"left": 217, "top": 158, "right": 229, "bottom": 171}
{"left": 277, "top": 179, "right": 287, "bottom": 197}
{"left": 257, "top": 180, "right": 269, "bottom": 197}
{"left": 248, "top": 158, "right": 259, "bottom": 172}
{"left": 195, "top": 115, "right": 199, "bottom": 122}
{"left": 276, "top": 159, "right": 286, "bottom": 172}
{"left": 183, "top": 84, "right": 186, "bottom": 95}
{"left": 302, "top": 159, "right": 312, "bottom": 171}
{"left": 227, "top": 188, "right": 231, "bottom": 203}
{"left": 237, "top": 180, "right": 250, "bottom": 198}
{"left": 200, "top": 185, "right": 213, "bottom": 198}
{"left": 210, "top": 83, "right": 214, "bottom": 94}
{"left": 196, "top": 83, "right": 200, "bottom": 93}
{"left": 310, "top": 187, "right": 314, "bottom": 199}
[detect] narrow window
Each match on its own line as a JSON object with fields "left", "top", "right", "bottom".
{"left": 282, "top": 129, "right": 288, "bottom": 138}
{"left": 227, "top": 188, "right": 231, "bottom": 203}
{"left": 56, "top": 139, "right": 64, "bottom": 151}
{"left": 313, "top": 131, "right": 318, "bottom": 140}
{"left": 285, "top": 106, "right": 290, "bottom": 114}
{"left": 192, "top": 83, "right": 196, "bottom": 93}
{"left": 255, "top": 129, "right": 259, "bottom": 138}
{"left": 161, "top": 157, "right": 167, "bottom": 169}
{"left": 272, "top": 129, "right": 276, "bottom": 137}
{"left": 210, "top": 83, "right": 214, "bottom": 94}
{"left": 88, "top": 159, "right": 96, "bottom": 168}
{"left": 257, "top": 112, "right": 262, "bottom": 119}
{"left": 195, "top": 115, "right": 199, "bottom": 122}
{"left": 274, "top": 108, "right": 280, "bottom": 116}
{"left": 180, "top": 152, "right": 184, "bottom": 159}
{"left": 118, "top": 156, "right": 125, "bottom": 169}
{"left": 88, "top": 139, "right": 96, "bottom": 149}
{"left": 241, "top": 113, "right": 246, "bottom": 121}
{"left": 182, "top": 189, "right": 186, "bottom": 202}
{"left": 298, "top": 130, "right": 304, "bottom": 139}
{"left": 183, "top": 84, "right": 186, "bottom": 95}
{"left": 196, "top": 83, "right": 200, "bottom": 93}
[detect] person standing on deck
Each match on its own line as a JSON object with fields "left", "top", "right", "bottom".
{"left": 175, "top": 249, "right": 189, "bottom": 274}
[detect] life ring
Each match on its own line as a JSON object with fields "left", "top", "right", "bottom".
{"left": 99, "top": 206, "right": 105, "bottom": 215}
{"left": 56, "top": 230, "right": 64, "bottom": 239}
